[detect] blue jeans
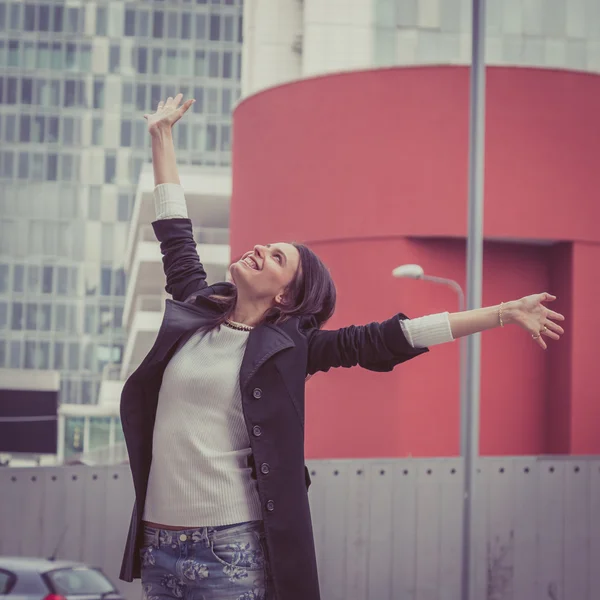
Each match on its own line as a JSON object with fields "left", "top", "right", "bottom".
{"left": 140, "top": 520, "right": 275, "bottom": 600}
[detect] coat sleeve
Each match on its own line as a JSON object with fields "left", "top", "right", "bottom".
{"left": 305, "top": 314, "right": 429, "bottom": 376}
{"left": 152, "top": 218, "right": 208, "bottom": 302}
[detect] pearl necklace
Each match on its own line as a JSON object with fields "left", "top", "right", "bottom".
{"left": 224, "top": 319, "right": 254, "bottom": 332}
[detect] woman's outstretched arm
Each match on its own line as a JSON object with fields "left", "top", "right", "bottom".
{"left": 144, "top": 94, "right": 208, "bottom": 302}
{"left": 405, "top": 293, "right": 565, "bottom": 351}
{"left": 448, "top": 293, "right": 565, "bottom": 350}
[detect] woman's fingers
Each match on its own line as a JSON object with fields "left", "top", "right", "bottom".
{"left": 545, "top": 320, "right": 564, "bottom": 336}
{"left": 541, "top": 327, "right": 560, "bottom": 341}
{"left": 179, "top": 98, "right": 195, "bottom": 116}
{"left": 546, "top": 309, "right": 565, "bottom": 321}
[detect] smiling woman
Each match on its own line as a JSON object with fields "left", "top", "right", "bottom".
{"left": 119, "top": 94, "right": 565, "bottom": 600}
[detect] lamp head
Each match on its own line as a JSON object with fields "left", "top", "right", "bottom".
{"left": 392, "top": 264, "right": 425, "bottom": 279}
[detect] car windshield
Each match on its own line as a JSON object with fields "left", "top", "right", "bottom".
{"left": 46, "top": 568, "right": 115, "bottom": 596}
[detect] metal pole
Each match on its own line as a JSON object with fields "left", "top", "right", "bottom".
{"left": 423, "top": 275, "right": 467, "bottom": 455}
{"left": 462, "top": 1, "right": 486, "bottom": 599}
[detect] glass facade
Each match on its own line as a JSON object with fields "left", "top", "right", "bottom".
{"left": 0, "top": 0, "right": 243, "bottom": 405}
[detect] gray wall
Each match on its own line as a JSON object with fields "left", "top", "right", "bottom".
{"left": 2, "top": 457, "right": 600, "bottom": 600}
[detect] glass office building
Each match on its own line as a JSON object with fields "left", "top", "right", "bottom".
{"left": 0, "top": 0, "right": 242, "bottom": 406}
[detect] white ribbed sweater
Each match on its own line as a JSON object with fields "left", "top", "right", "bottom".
{"left": 143, "top": 184, "right": 454, "bottom": 527}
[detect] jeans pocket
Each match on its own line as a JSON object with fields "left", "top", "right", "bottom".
{"left": 209, "top": 531, "right": 265, "bottom": 571}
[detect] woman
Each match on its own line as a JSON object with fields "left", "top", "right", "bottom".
{"left": 119, "top": 95, "right": 565, "bottom": 600}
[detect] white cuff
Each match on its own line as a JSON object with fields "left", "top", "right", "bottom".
{"left": 400, "top": 312, "right": 454, "bottom": 348}
{"left": 154, "top": 183, "right": 189, "bottom": 220}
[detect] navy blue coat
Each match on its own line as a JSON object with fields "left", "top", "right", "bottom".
{"left": 119, "top": 218, "right": 429, "bottom": 599}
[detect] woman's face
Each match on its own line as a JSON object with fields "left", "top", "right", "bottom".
{"left": 230, "top": 243, "right": 301, "bottom": 305}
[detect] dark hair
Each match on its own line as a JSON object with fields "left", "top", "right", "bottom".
{"left": 199, "top": 243, "right": 336, "bottom": 332}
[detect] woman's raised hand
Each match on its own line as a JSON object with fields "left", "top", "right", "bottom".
{"left": 144, "top": 93, "right": 195, "bottom": 136}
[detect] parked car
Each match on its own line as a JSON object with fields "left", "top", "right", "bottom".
{"left": 0, "top": 557, "right": 124, "bottom": 600}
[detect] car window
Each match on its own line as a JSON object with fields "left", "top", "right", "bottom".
{"left": 0, "top": 569, "right": 16, "bottom": 594}
{"left": 46, "top": 568, "right": 115, "bottom": 596}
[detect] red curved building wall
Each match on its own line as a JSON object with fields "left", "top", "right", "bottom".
{"left": 231, "top": 66, "right": 600, "bottom": 458}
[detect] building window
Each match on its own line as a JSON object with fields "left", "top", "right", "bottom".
{"left": 122, "top": 82, "right": 134, "bottom": 110}
{"left": 0, "top": 264, "right": 8, "bottom": 293}
{"left": 0, "top": 151, "right": 14, "bottom": 178}
{"left": 42, "top": 266, "right": 53, "bottom": 293}
{"left": 221, "top": 88, "right": 231, "bottom": 115}
{"left": 166, "top": 49, "right": 177, "bottom": 74}
{"left": 182, "top": 13, "right": 191, "bottom": 39}
{"left": 8, "top": 40, "right": 19, "bottom": 67}
{"left": 207, "top": 88, "right": 218, "bottom": 114}
{"left": 39, "top": 4, "right": 50, "bottom": 32}
{"left": 135, "top": 84, "right": 146, "bottom": 111}
{"left": 9, "top": 3, "right": 21, "bottom": 30}
{"left": 51, "top": 42, "right": 62, "bottom": 70}
{"left": 64, "top": 117, "right": 78, "bottom": 146}
{"left": 101, "top": 268, "right": 112, "bottom": 296}
{"left": 6, "top": 77, "right": 17, "bottom": 104}
{"left": 223, "top": 51, "right": 233, "bottom": 78}
{"left": 124, "top": 8, "right": 135, "bottom": 36}
{"left": 194, "top": 50, "right": 206, "bottom": 77}
{"left": 9, "top": 340, "right": 21, "bottom": 368}
{"left": 61, "top": 154, "right": 75, "bottom": 181}
{"left": 13, "top": 265, "right": 24, "bottom": 292}
{"left": 167, "top": 11, "right": 178, "bottom": 38}
{"left": 120, "top": 120, "right": 132, "bottom": 147}
{"left": 68, "top": 342, "right": 80, "bottom": 371}
{"left": 117, "top": 193, "right": 131, "bottom": 221}
{"left": 224, "top": 15, "right": 234, "bottom": 41}
{"left": 21, "top": 78, "right": 33, "bottom": 104}
{"left": 209, "top": 14, "right": 220, "bottom": 40}
{"left": 96, "top": 6, "right": 107, "bottom": 36}
{"left": 32, "top": 116, "right": 45, "bottom": 142}
{"left": 152, "top": 48, "right": 163, "bottom": 75}
{"left": 18, "top": 152, "right": 29, "bottom": 179}
{"left": 93, "top": 80, "right": 104, "bottom": 109}
{"left": 153, "top": 11, "right": 163, "bottom": 38}
{"left": 195, "top": 14, "right": 206, "bottom": 39}
{"left": 64, "top": 80, "right": 76, "bottom": 107}
{"left": 31, "top": 153, "right": 44, "bottom": 180}
{"left": 136, "top": 47, "right": 147, "bottom": 74}
{"left": 47, "top": 153, "right": 57, "bottom": 181}
{"left": 91, "top": 118, "right": 103, "bottom": 146}
{"left": 36, "top": 42, "right": 50, "bottom": 69}
{"left": 206, "top": 124, "right": 217, "bottom": 151}
{"left": 109, "top": 46, "right": 120, "bottom": 73}
{"left": 80, "top": 44, "right": 92, "bottom": 71}
{"left": 28, "top": 265, "right": 40, "bottom": 293}
{"left": 53, "top": 342, "right": 64, "bottom": 370}
{"left": 105, "top": 153, "right": 116, "bottom": 184}
{"left": 66, "top": 7, "right": 81, "bottom": 34}
{"left": 53, "top": 5, "right": 63, "bottom": 32}
{"left": 11, "top": 302, "right": 23, "bottom": 330}
{"left": 19, "top": 115, "right": 31, "bottom": 142}
{"left": 23, "top": 41, "right": 35, "bottom": 68}
{"left": 138, "top": 10, "right": 149, "bottom": 37}
{"left": 24, "top": 3, "right": 36, "bottom": 31}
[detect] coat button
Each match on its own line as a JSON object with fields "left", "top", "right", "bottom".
{"left": 252, "top": 388, "right": 262, "bottom": 399}
{"left": 252, "top": 425, "right": 262, "bottom": 437}
{"left": 260, "top": 463, "right": 270, "bottom": 475}
{"left": 266, "top": 500, "right": 275, "bottom": 512}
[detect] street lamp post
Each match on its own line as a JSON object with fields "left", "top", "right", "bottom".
{"left": 392, "top": 264, "right": 468, "bottom": 449}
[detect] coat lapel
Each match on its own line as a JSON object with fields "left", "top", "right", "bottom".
{"left": 240, "top": 323, "right": 295, "bottom": 392}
